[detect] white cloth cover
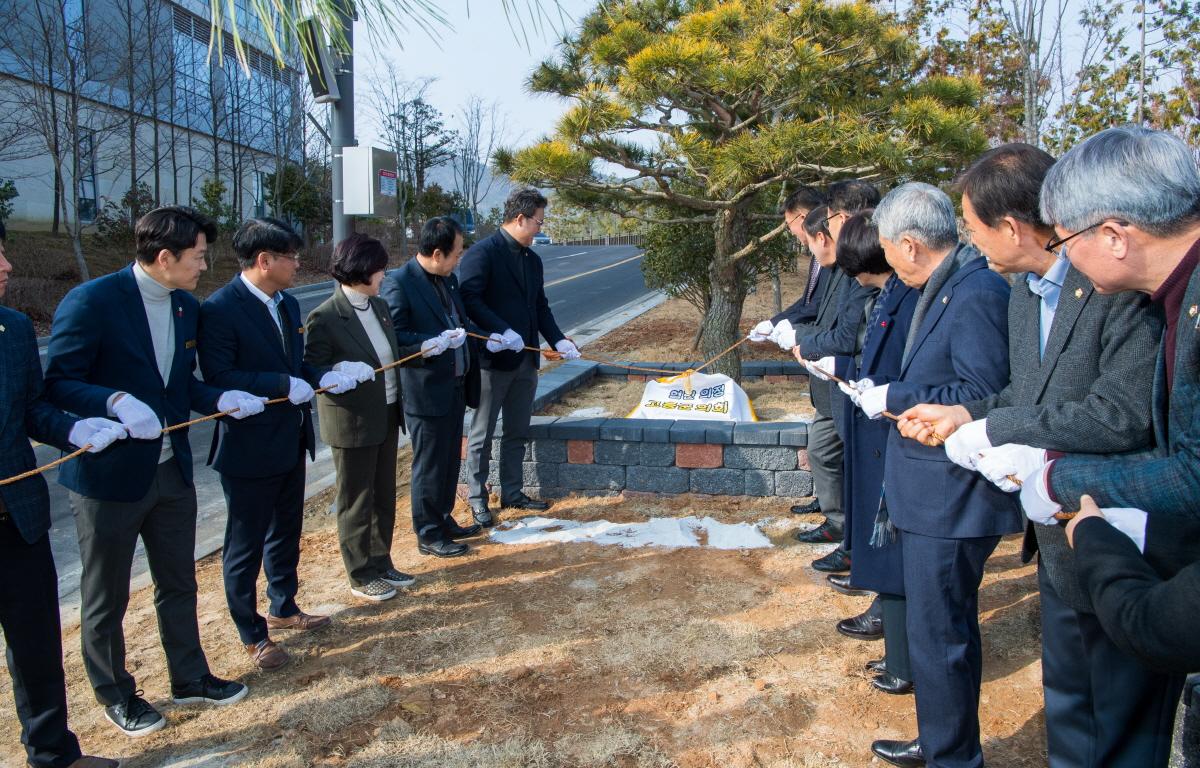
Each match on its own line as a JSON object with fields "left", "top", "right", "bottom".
{"left": 628, "top": 372, "right": 756, "bottom": 421}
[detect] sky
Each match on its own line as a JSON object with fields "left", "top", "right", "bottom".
{"left": 353, "top": 0, "right": 598, "bottom": 153}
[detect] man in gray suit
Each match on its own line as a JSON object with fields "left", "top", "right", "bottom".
{"left": 898, "top": 143, "right": 1171, "bottom": 768}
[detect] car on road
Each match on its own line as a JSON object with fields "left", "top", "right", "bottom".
{"left": 532, "top": 233, "right": 552, "bottom": 246}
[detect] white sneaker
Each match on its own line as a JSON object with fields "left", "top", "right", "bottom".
{"left": 351, "top": 578, "right": 397, "bottom": 601}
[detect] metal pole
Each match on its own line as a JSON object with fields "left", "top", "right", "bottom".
{"left": 330, "top": 0, "right": 356, "bottom": 244}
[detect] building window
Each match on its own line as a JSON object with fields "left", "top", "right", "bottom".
{"left": 77, "top": 129, "right": 97, "bottom": 222}
{"left": 64, "top": 0, "right": 87, "bottom": 76}
{"left": 253, "top": 171, "right": 267, "bottom": 217}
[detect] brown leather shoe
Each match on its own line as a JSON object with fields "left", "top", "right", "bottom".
{"left": 69, "top": 758, "right": 121, "bottom": 768}
{"left": 266, "top": 611, "right": 331, "bottom": 632}
{"left": 246, "top": 639, "right": 289, "bottom": 670}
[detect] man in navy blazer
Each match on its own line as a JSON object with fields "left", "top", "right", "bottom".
{"left": 45, "top": 207, "right": 258, "bottom": 737}
{"left": 382, "top": 217, "right": 485, "bottom": 558}
{"left": 458, "top": 187, "right": 572, "bottom": 524}
{"left": 0, "top": 223, "right": 126, "bottom": 767}
{"left": 850, "top": 184, "right": 1019, "bottom": 768}
{"left": 199, "top": 217, "right": 363, "bottom": 671}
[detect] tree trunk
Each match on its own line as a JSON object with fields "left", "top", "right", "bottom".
{"left": 697, "top": 206, "right": 751, "bottom": 381}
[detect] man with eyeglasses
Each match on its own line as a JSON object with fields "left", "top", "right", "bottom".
{"left": 896, "top": 143, "right": 1166, "bottom": 768}
{"left": 198, "top": 218, "right": 368, "bottom": 670}
{"left": 459, "top": 187, "right": 574, "bottom": 527}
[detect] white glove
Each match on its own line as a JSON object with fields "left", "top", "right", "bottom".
{"left": 288, "top": 376, "right": 315, "bottom": 404}
{"left": 111, "top": 394, "right": 162, "bottom": 440}
{"left": 770, "top": 319, "right": 796, "bottom": 350}
{"left": 422, "top": 335, "right": 450, "bottom": 357}
{"left": 805, "top": 356, "right": 835, "bottom": 382}
{"left": 976, "top": 443, "right": 1049, "bottom": 492}
{"left": 443, "top": 328, "right": 467, "bottom": 349}
{"left": 555, "top": 339, "right": 582, "bottom": 360}
{"left": 1100, "top": 507, "right": 1150, "bottom": 552}
{"left": 501, "top": 328, "right": 524, "bottom": 352}
{"left": 319, "top": 371, "right": 358, "bottom": 395}
{"left": 749, "top": 320, "right": 775, "bottom": 342}
{"left": 1019, "top": 464, "right": 1062, "bottom": 525}
{"left": 485, "top": 333, "right": 505, "bottom": 353}
{"left": 217, "top": 390, "right": 268, "bottom": 420}
{"left": 944, "top": 418, "right": 992, "bottom": 470}
{"left": 858, "top": 383, "right": 890, "bottom": 420}
{"left": 838, "top": 380, "right": 861, "bottom": 406}
{"left": 69, "top": 417, "right": 128, "bottom": 453}
{"left": 333, "top": 360, "right": 376, "bottom": 383}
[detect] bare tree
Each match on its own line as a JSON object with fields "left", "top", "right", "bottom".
{"left": 452, "top": 95, "right": 505, "bottom": 225}
{"left": 998, "top": 0, "right": 1069, "bottom": 145}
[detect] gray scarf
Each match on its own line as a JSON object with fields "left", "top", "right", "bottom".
{"left": 901, "top": 242, "right": 980, "bottom": 368}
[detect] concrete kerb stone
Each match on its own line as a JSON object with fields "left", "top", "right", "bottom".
{"left": 723, "top": 445, "right": 799, "bottom": 471}
{"left": 733, "top": 423, "right": 784, "bottom": 445}
{"left": 627, "top": 465, "right": 689, "bottom": 493}
{"left": 690, "top": 468, "right": 745, "bottom": 495}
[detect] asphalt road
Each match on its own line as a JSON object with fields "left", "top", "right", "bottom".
{"left": 32, "top": 243, "right": 650, "bottom": 611}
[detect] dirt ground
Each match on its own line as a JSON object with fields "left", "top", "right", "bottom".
{"left": 0, "top": 445, "right": 1047, "bottom": 768}
{"left": 539, "top": 377, "right": 816, "bottom": 422}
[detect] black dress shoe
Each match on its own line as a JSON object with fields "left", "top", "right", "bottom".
{"left": 865, "top": 657, "right": 886, "bottom": 674}
{"left": 501, "top": 492, "right": 550, "bottom": 511}
{"left": 445, "top": 521, "right": 483, "bottom": 539}
{"left": 826, "top": 574, "right": 869, "bottom": 596}
{"left": 871, "top": 738, "right": 925, "bottom": 767}
{"left": 811, "top": 547, "right": 851, "bottom": 573}
{"left": 795, "top": 518, "right": 843, "bottom": 543}
{"left": 790, "top": 499, "right": 822, "bottom": 516}
{"left": 871, "top": 671, "right": 914, "bottom": 695}
{"left": 418, "top": 539, "right": 469, "bottom": 558}
{"left": 471, "top": 505, "right": 495, "bottom": 528}
{"left": 836, "top": 608, "right": 883, "bottom": 640}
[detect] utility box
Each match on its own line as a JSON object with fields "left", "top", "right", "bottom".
{"left": 343, "top": 146, "right": 398, "bottom": 218}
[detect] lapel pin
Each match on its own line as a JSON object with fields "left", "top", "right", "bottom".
{"left": 0, "top": 324, "right": 5, "bottom": 332}
{"left": 176, "top": 306, "right": 183, "bottom": 317}
{"left": 941, "top": 296, "right": 949, "bottom": 304}
{"left": 1074, "top": 287, "right": 1083, "bottom": 299}
{"left": 1190, "top": 305, "right": 1198, "bottom": 318}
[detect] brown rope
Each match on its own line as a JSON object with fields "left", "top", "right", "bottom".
{"left": 0, "top": 349, "right": 427, "bottom": 487}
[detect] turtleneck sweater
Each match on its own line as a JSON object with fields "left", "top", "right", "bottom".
{"left": 131, "top": 261, "right": 175, "bottom": 462}
{"left": 342, "top": 284, "right": 397, "bottom": 405}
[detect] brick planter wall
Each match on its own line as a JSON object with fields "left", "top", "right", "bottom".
{"left": 458, "top": 360, "right": 814, "bottom": 499}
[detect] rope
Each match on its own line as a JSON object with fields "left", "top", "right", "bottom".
{"left": 0, "top": 349, "right": 426, "bottom": 488}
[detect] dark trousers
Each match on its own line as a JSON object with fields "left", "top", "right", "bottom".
{"left": 880, "top": 593, "right": 911, "bottom": 682}
{"left": 902, "top": 530, "right": 999, "bottom": 768}
{"left": 0, "top": 519, "right": 82, "bottom": 767}
{"left": 466, "top": 357, "right": 537, "bottom": 505}
{"left": 331, "top": 405, "right": 400, "bottom": 587}
{"left": 220, "top": 449, "right": 305, "bottom": 645}
{"left": 806, "top": 413, "right": 844, "bottom": 528}
{"left": 1039, "top": 562, "right": 1184, "bottom": 768}
{"left": 410, "top": 384, "right": 466, "bottom": 542}
{"left": 70, "top": 459, "right": 209, "bottom": 705}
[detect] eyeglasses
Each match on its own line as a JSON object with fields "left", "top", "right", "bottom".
{"left": 784, "top": 210, "right": 807, "bottom": 227}
{"left": 821, "top": 210, "right": 846, "bottom": 226}
{"left": 267, "top": 251, "right": 301, "bottom": 263}
{"left": 526, "top": 216, "right": 544, "bottom": 228}
{"left": 1043, "top": 219, "right": 1127, "bottom": 254}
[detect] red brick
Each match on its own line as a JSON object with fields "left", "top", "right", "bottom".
{"left": 460, "top": 436, "right": 467, "bottom": 460}
{"left": 567, "top": 440, "right": 594, "bottom": 464}
{"left": 675, "top": 443, "right": 723, "bottom": 469}
{"left": 797, "top": 449, "right": 810, "bottom": 470}
{"left": 627, "top": 374, "right": 647, "bottom": 383}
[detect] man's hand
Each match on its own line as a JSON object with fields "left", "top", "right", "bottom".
{"left": 1065, "top": 495, "right": 1106, "bottom": 548}
{"left": 288, "top": 377, "right": 315, "bottom": 404}
{"left": 1018, "top": 463, "right": 1061, "bottom": 525}
{"left": 976, "top": 443, "right": 1048, "bottom": 492}
{"left": 896, "top": 403, "right": 972, "bottom": 447}
{"left": 943, "top": 418, "right": 992, "bottom": 469}
{"left": 748, "top": 320, "right": 774, "bottom": 342}
{"left": 858, "top": 383, "right": 890, "bottom": 420}
{"left": 501, "top": 328, "right": 524, "bottom": 352}
{"left": 555, "top": 338, "right": 582, "bottom": 361}
{"left": 804, "top": 356, "right": 835, "bottom": 382}
{"left": 422, "top": 336, "right": 450, "bottom": 357}
{"left": 111, "top": 394, "right": 162, "bottom": 440}
{"left": 485, "top": 333, "right": 505, "bottom": 353}
{"left": 216, "top": 390, "right": 268, "bottom": 420}
{"left": 318, "top": 371, "right": 359, "bottom": 395}
{"left": 69, "top": 418, "right": 128, "bottom": 453}
{"left": 333, "top": 360, "right": 376, "bottom": 383}
{"left": 443, "top": 328, "right": 467, "bottom": 349}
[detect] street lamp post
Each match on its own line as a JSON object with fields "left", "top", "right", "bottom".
{"left": 330, "top": 0, "right": 356, "bottom": 245}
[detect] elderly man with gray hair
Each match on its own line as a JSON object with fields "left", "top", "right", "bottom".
{"left": 845, "top": 182, "right": 1020, "bottom": 768}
